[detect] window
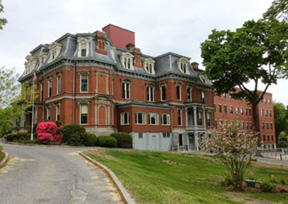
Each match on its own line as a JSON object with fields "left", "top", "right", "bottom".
{"left": 230, "top": 106, "right": 233, "bottom": 114}
{"left": 225, "top": 120, "right": 228, "bottom": 127}
{"left": 229, "top": 94, "right": 232, "bottom": 100}
{"left": 187, "top": 87, "right": 191, "bottom": 101}
{"left": 176, "top": 57, "right": 189, "bottom": 74}
{"left": 223, "top": 93, "right": 226, "bottom": 99}
{"left": 269, "top": 110, "right": 272, "bottom": 117}
{"left": 246, "top": 122, "right": 249, "bottom": 129}
{"left": 219, "top": 120, "right": 222, "bottom": 127}
{"left": 122, "top": 82, "right": 130, "bottom": 99}
{"left": 268, "top": 98, "right": 271, "bottom": 104}
{"left": 249, "top": 109, "right": 252, "bottom": 116}
{"left": 48, "top": 80, "right": 52, "bottom": 97}
{"left": 55, "top": 105, "right": 60, "bottom": 121}
{"left": 160, "top": 85, "right": 166, "bottom": 101}
{"left": 218, "top": 105, "right": 222, "bottom": 113}
{"left": 135, "top": 112, "right": 146, "bottom": 124}
{"left": 267, "top": 135, "right": 270, "bottom": 141}
{"left": 46, "top": 108, "right": 50, "bottom": 121}
{"left": 236, "top": 107, "right": 239, "bottom": 115}
{"left": 262, "top": 122, "right": 265, "bottom": 129}
{"left": 48, "top": 42, "right": 62, "bottom": 62}
{"left": 245, "top": 108, "right": 247, "bottom": 115}
{"left": 263, "top": 135, "right": 266, "bottom": 142}
{"left": 199, "top": 111, "right": 203, "bottom": 125}
{"left": 266, "top": 122, "right": 269, "bottom": 129}
{"left": 138, "top": 133, "right": 143, "bottom": 138}
{"left": 80, "top": 105, "right": 88, "bottom": 124}
{"left": 250, "top": 122, "right": 253, "bottom": 129}
{"left": 202, "top": 91, "right": 205, "bottom": 103}
{"left": 147, "top": 86, "right": 154, "bottom": 102}
{"left": 261, "top": 109, "right": 263, "bottom": 116}
{"left": 207, "top": 112, "right": 211, "bottom": 127}
{"left": 57, "top": 75, "right": 61, "bottom": 95}
{"left": 40, "top": 83, "right": 43, "bottom": 101}
{"left": 241, "top": 121, "right": 244, "bottom": 129}
{"left": 265, "top": 110, "right": 268, "bottom": 117}
{"left": 120, "top": 52, "right": 134, "bottom": 70}
{"left": 143, "top": 58, "right": 155, "bottom": 74}
{"left": 240, "top": 107, "right": 243, "bottom": 115}
{"left": 264, "top": 98, "right": 267, "bottom": 104}
{"left": 177, "top": 109, "right": 182, "bottom": 125}
{"left": 270, "top": 123, "right": 273, "bottom": 129}
{"left": 271, "top": 135, "right": 274, "bottom": 141}
{"left": 224, "top": 105, "right": 227, "bottom": 114}
{"left": 161, "top": 114, "right": 170, "bottom": 125}
{"left": 176, "top": 85, "right": 181, "bottom": 100}
{"left": 81, "top": 75, "right": 88, "bottom": 92}
{"left": 77, "top": 38, "right": 90, "bottom": 57}
{"left": 121, "top": 112, "right": 130, "bottom": 125}
{"left": 163, "top": 133, "right": 170, "bottom": 138}
{"left": 148, "top": 113, "right": 158, "bottom": 125}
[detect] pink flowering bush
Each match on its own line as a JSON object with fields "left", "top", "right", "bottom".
{"left": 36, "top": 122, "right": 63, "bottom": 144}
{"left": 200, "top": 120, "right": 258, "bottom": 190}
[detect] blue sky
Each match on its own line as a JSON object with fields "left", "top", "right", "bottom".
{"left": 1, "top": 0, "right": 287, "bottom": 105}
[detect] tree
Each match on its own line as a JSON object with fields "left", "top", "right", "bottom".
{"left": 0, "top": 66, "right": 20, "bottom": 108}
{"left": 264, "top": 0, "right": 288, "bottom": 22}
{"left": 201, "top": 19, "right": 288, "bottom": 142}
{"left": 0, "top": 107, "right": 13, "bottom": 136}
{"left": 273, "top": 102, "right": 288, "bottom": 138}
{"left": 0, "top": 0, "right": 7, "bottom": 30}
{"left": 201, "top": 121, "right": 258, "bottom": 190}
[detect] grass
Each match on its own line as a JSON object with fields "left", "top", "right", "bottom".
{"left": 0, "top": 151, "right": 5, "bottom": 163}
{"left": 86, "top": 150, "right": 288, "bottom": 204}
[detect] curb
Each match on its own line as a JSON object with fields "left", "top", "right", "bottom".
{"left": 0, "top": 151, "right": 9, "bottom": 168}
{"left": 78, "top": 151, "right": 136, "bottom": 204}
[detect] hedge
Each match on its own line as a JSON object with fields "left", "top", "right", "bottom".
{"left": 97, "top": 136, "right": 117, "bottom": 147}
{"left": 83, "top": 133, "right": 98, "bottom": 146}
{"left": 62, "top": 123, "right": 86, "bottom": 146}
{"left": 110, "top": 132, "right": 132, "bottom": 148}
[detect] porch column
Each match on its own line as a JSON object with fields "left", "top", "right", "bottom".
{"left": 202, "top": 107, "right": 206, "bottom": 128}
{"left": 195, "top": 132, "right": 199, "bottom": 151}
{"left": 193, "top": 106, "right": 197, "bottom": 127}
{"left": 34, "top": 106, "right": 38, "bottom": 124}
{"left": 185, "top": 107, "right": 188, "bottom": 128}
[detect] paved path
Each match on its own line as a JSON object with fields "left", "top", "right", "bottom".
{"left": 0, "top": 143, "right": 122, "bottom": 204}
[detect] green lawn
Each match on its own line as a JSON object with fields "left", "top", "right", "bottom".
{"left": 0, "top": 151, "right": 5, "bottom": 163}
{"left": 86, "top": 150, "right": 288, "bottom": 204}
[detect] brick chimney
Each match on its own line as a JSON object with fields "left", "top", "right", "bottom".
{"left": 191, "top": 62, "right": 199, "bottom": 69}
{"left": 95, "top": 31, "right": 107, "bottom": 55}
{"left": 132, "top": 47, "right": 142, "bottom": 68}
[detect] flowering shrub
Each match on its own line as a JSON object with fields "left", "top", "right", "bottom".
{"left": 36, "top": 122, "right": 63, "bottom": 144}
{"left": 200, "top": 120, "right": 258, "bottom": 190}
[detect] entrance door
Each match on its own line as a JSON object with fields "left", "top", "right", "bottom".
{"left": 188, "top": 133, "right": 195, "bottom": 150}
{"left": 151, "top": 135, "right": 157, "bottom": 151}
{"left": 179, "top": 134, "right": 183, "bottom": 147}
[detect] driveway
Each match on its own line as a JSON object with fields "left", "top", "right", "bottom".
{"left": 0, "top": 143, "right": 122, "bottom": 204}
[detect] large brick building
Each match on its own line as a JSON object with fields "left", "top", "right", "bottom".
{"left": 18, "top": 24, "right": 215, "bottom": 151}
{"left": 214, "top": 90, "right": 276, "bottom": 149}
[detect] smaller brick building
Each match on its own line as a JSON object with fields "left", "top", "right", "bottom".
{"left": 214, "top": 89, "right": 276, "bottom": 149}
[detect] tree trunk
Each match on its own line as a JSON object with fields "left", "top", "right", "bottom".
{"left": 252, "top": 102, "right": 262, "bottom": 156}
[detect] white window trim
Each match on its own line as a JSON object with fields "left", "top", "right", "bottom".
{"left": 187, "top": 86, "right": 192, "bottom": 102}
{"left": 120, "top": 112, "right": 130, "bottom": 125}
{"left": 77, "top": 37, "right": 90, "bottom": 57}
{"left": 80, "top": 75, "right": 89, "bottom": 93}
{"left": 147, "top": 86, "right": 154, "bottom": 102}
{"left": 135, "top": 112, "right": 146, "bottom": 125}
{"left": 161, "top": 114, "right": 170, "bottom": 125}
{"left": 56, "top": 75, "right": 61, "bottom": 95}
{"left": 148, "top": 113, "right": 159, "bottom": 125}
{"left": 160, "top": 84, "right": 167, "bottom": 101}
{"left": 120, "top": 52, "right": 134, "bottom": 70}
{"left": 46, "top": 107, "right": 50, "bottom": 120}
{"left": 48, "top": 42, "right": 62, "bottom": 62}
{"left": 176, "top": 57, "right": 190, "bottom": 74}
{"left": 48, "top": 80, "right": 52, "bottom": 97}
{"left": 55, "top": 105, "right": 60, "bottom": 121}
{"left": 176, "top": 85, "right": 182, "bottom": 101}
{"left": 80, "top": 104, "right": 88, "bottom": 125}
{"left": 143, "top": 58, "right": 155, "bottom": 75}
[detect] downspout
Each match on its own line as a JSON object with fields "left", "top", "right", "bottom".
{"left": 73, "top": 61, "right": 76, "bottom": 123}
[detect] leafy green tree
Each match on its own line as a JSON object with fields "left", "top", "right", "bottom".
{"left": 278, "top": 131, "right": 288, "bottom": 147}
{"left": 0, "top": 0, "right": 7, "bottom": 30}
{"left": 273, "top": 102, "right": 288, "bottom": 138}
{"left": 0, "top": 107, "right": 13, "bottom": 136}
{"left": 264, "top": 0, "right": 288, "bottom": 22}
{"left": 201, "top": 20, "right": 288, "bottom": 139}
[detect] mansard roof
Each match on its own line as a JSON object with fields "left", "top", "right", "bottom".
{"left": 19, "top": 28, "right": 211, "bottom": 90}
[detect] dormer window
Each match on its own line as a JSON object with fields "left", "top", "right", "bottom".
{"left": 24, "top": 55, "right": 37, "bottom": 75}
{"left": 48, "top": 42, "right": 62, "bottom": 63}
{"left": 120, "top": 52, "right": 134, "bottom": 70}
{"left": 38, "top": 51, "right": 48, "bottom": 68}
{"left": 143, "top": 58, "right": 155, "bottom": 75}
{"left": 77, "top": 37, "right": 90, "bottom": 57}
{"left": 176, "top": 57, "right": 190, "bottom": 74}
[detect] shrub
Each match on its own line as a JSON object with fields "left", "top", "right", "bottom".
{"left": 0, "top": 145, "right": 3, "bottom": 152}
{"left": 53, "top": 120, "right": 62, "bottom": 127}
{"left": 261, "top": 181, "right": 275, "bottom": 192}
{"left": 16, "top": 132, "right": 29, "bottom": 140}
{"left": 97, "top": 136, "right": 117, "bottom": 147}
{"left": 36, "top": 122, "right": 63, "bottom": 144}
{"left": 110, "top": 132, "right": 132, "bottom": 148}
{"left": 62, "top": 123, "right": 86, "bottom": 145}
{"left": 5, "top": 134, "right": 18, "bottom": 142}
{"left": 83, "top": 133, "right": 97, "bottom": 146}
{"left": 281, "top": 179, "right": 286, "bottom": 185}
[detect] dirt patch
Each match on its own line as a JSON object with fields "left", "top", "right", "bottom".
{"left": 227, "top": 192, "right": 282, "bottom": 204}
{"left": 83, "top": 150, "right": 117, "bottom": 161}
{"left": 162, "top": 159, "right": 187, "bottom": 166}
{"left": 252, "top": 161, "right": 288, "bottom": 170}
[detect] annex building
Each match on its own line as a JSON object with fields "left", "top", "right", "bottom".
{"left": 18, "top": 24, "right": 215, "bottom": 151}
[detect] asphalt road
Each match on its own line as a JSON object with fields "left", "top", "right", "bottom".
{"left": 0, "top": 143, "right": 122, "bottom": 204}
